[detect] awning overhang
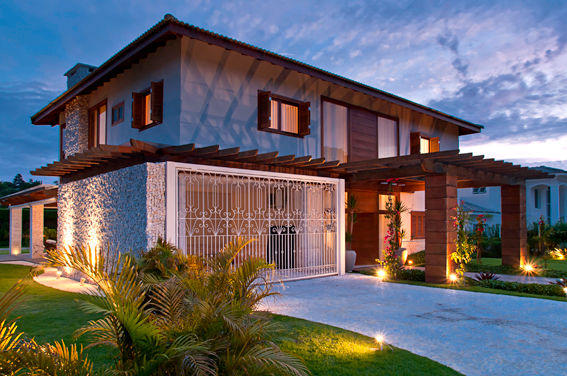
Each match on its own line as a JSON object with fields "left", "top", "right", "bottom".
{"left": 30, "top": 140, "right": 551, "bottom": 189}
{"left": 0, "top": 184, "right": 58, "bottom": 207}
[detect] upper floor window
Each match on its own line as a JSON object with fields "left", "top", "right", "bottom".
{"left": 258, "top": 91, "right": 310, "bottom": 137}
{"left": 473, "top": 187, "right": 487, "bottom": 194}
{"left": 111, "top": 102, "right": 124, "bottom": 126}
{"left": 132, "top": 81, "right": 163, "bottom": 130}
{"left": 534, "top": 189, "right": 541, "bottom": 209}
{"left": 410, "top": 132, "right": 439, "bottom": 154}
{"left": 88, "top": 100, "right": 107, "bottom": 149}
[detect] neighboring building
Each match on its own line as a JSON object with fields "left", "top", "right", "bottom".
{"left": 17, "top": 15, "right": 546, "bottom": 283}
{"left": 459, "top": 166, "right": 567, "bottom": 228}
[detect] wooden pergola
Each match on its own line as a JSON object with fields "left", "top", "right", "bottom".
{"left": 0, "top": 184, "right": 58, "bottom": 259}
{"left": 31, "top": 140, "right": 550, "bottom": 283}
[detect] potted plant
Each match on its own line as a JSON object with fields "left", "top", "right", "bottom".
{"left": 345, "top": 194, "right": 358, "bottom": 272}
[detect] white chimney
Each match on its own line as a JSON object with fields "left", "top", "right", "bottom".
{"left": 64, "top": 63, "right": 96, "bottom": 89}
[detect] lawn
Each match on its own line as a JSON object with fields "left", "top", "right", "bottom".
{"left": 467, "top": 257, "right": 567, "bottom": 277}
{"left": 0, "top": 264, "right": 460, "bottom": 375}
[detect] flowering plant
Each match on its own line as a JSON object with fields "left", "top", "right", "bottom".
{"left": 450, "top": 201, "right": 474, "bottom": 282}
{"left": 474, "top": 214, "right": 487, "bottom": 263}
{"left": 377, "top": 195, "right": 407, "bottom": 279}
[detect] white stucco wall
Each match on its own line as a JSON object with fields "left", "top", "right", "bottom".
{"left": 87, "top": 39, "right": 182, "bottom": 146}
{"left": 58, "top": 162, "right": 166, "bottom": 252}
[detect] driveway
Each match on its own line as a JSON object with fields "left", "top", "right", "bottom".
{"left": 261, "top": 274, "right": 567, "bottom": 376}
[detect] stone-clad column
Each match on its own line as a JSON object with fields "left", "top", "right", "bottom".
{"left": 425, "top": 173, "right": 458, "bottom": 283}
{"left": 501, "top": 184, "right": 527, "bottom": 267}
{"left": 30, "top": 204, "right": 45, "bottom": 259}
{"left": 63, "top": 96, "right": 89, "bottom": 157}
{"left": 9, "top": 207, "right": 22, "bottom": 255}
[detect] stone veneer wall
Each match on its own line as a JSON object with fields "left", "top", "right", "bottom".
{"left": 57, "top": 162, "right": 166, "bottom": 252}
{"left": 63, "top": 96, "right": 89, "bottom": 157}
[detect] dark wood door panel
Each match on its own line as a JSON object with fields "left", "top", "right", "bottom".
{"left": 352, "top": 212, "right": 379, "bottom": 265}
{"left": 349, "top": 107, "right": 378, "bottom": 161}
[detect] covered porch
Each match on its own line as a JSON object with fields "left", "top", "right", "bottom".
{"left": 340, "top": 150, "right": 550, "bottom": 283}
{"left": 0, "top": 184, "right": 58, "bottom": 259}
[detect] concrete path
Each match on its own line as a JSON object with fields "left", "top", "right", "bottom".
{"left": 464, "top": 271, "right": 559, "bottom": 284}
{"left": 261, "top": 273, "right": 567, "bottom": 376}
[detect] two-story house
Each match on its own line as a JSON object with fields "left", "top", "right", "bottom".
{"left": 24, "top": 15, "right": 547, "bottom": 283}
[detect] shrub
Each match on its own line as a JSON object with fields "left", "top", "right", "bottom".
{"left": 396, "top": 268, "right": 425, "bottom": 281}
{"left": 474, "top": 272, "right": 499, "bottom": 281}
{"left": 36, "top": 239, "right": 309, "bottom": 375}
{"left": 475, "top": 279, "right": 566, "bottom": 297}
{"left": 406, "top": 250, "right": 425, "bottom": 266}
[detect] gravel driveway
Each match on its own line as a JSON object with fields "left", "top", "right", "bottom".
{"left": 261, "top": 273, "right": 567, "bottom": 376}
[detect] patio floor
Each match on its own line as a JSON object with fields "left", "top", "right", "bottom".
{"left": 261, "top": 273, "right": 567, "bottom": 376}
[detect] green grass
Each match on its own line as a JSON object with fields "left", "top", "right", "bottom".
{"left": 0, "top": 264, "right": 460, "bottom": 375}
{"left": 467, "top": 257, "right": 567, "bottom": 278}
{"left": 274, "top": 315, "right": 461, "bottom": 376}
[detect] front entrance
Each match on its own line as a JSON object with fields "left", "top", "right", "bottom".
{"left": 172, "top": 163, "right": 344, "bottom": 281}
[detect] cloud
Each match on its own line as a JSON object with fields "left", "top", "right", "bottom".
{"left": 0, "top": 82, "right": 59, "bottom": 182}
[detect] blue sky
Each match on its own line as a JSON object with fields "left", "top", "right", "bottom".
{"left": 1, "top": 0, "right": 566, "bottom": 182}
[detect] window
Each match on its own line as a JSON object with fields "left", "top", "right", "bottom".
{"left": 473, "top": 187, "right": 487, "bottom": 194}
{"left": 411, "top": 211, "right": 425, "bottom": 239}
{"left": 410, "top": 132, "right": 439, "bottom": 154}
{"left": 377, "top": 116, "right": 398, "bottom": 158}
{"left": 322, "top": 100, "right": 348, "bottom": 162}
{"left": 111, "top": 102, "right": 124, "bottom": 125}
{"left": 534, "top": 189, "right": 541, "bottom": 209}
{"left": 132, "top": 81, "right": 163, "bottom": 129}
{"left": 547, "top": 186, "right": 552, "bottom": 224}
{"left": 88, "top": 100, "right": 107, "bottom": 149}
{"left": 258, "top": 91, "right": 310, "bottom": 136}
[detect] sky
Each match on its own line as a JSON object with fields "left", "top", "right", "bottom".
{"left": 1, "top": 0, "right": 567, "bottom": 182}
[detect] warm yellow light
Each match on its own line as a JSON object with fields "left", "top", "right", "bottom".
{"left": 64, "top": 266, "right": 72, "bottom": 275}
{"left": 523, "top": 263, "right": 535, "bottom": 273}
{"left": 375, "top": 334, "right": 385, "bottom": 351}
{"left": 56, "top": 270, "right": 62, "bottom": 279}
{"left": 449, "top": 273, "right": 458, "bottom": 282}
{"left": 408, "top": 260, "right": 413, "bottom": 265}
{"left": 563, "top": 287, "right": 567, "bottom": 295}
{"left": 377, "top": 269, "right": 386, "bottom": 280}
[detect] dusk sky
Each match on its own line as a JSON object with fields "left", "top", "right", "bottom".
{"left": 1, "top": 0, "right": 566, "bottom": 182}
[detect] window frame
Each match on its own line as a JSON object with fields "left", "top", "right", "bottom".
{"left": 111, "top": 101, "right": 124, "bottom": 126}
{"left": 88, "top": 99, "right": 107, "bottom": 149}
{"left": 263, "top": 93, "right": 304, "bottom": 138}
{"left": 132, "top": 80, "right": 163, "bottom": 131}
{"left": 534, "top": 189, "right": 541, "bottom": 209}
{"left": 411, "top": 211, "right": 426, "bottom": 239}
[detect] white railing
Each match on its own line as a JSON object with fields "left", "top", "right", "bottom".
{"left": 174, "top": 164, "right": 340, "bottom": 281}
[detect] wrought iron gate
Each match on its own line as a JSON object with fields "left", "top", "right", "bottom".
{"left": 177, "top": 166, "right": 339, "bottom": 281}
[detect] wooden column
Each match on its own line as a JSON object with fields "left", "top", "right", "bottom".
{"left": 30, "top": 204, "right": 45, "bottom": 259}
{"left": 501, "top": 184, "right": 527, "bottom": 267}
{"left": 9, "top": 206, "right": 22, "bottom": 256}
{"left": 425, "top": 173, "right": 457, "bottom": 283}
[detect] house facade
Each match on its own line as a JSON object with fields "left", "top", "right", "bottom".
{"left": 459, "top": 166, "right": 567, "bottom": 228}
{"left": 27, "top": 15, "right": 544, "bottom": 283}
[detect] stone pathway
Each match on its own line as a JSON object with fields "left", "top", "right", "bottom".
{"left": 261, "top": 273, "right": 567, "bottom": 376}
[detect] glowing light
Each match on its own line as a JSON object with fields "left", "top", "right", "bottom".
{"left": 56, "top": 270, "right": 62, "bottom": 279}
{"left": 377, "top": 269, "right": 386, "bottom": 281}
{"left": 522, "top": 263, "right": 535, "bottom": 274}
{"left": 408, "top": 260, "right": 413, "bottom": 265}
{"left": 64, "top": 266, "right": 72, "bottom": 275}
{"left": 375, "top": 334, "right": 385, "bottom": 351}
{"left": 563, "top": 287, "right": 567, "bottom": 295}
{"left": 80, "top": 277, "right": 86, "bottom": 286}
{"left": 449, "top": 273, "right": 458, "bottom": 283}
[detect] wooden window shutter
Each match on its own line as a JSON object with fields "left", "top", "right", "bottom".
{"left": 151, "top": 81, "right": 163, "bottom": 123}
{"left": 298, "top": 101, "right": 311, "bottom": 136}
{"left": 132, "top": 92, "right": 144, "bottom": 129}
{"left": 410, "top": 132, "right": 421, "bottom": 154}
{"left": 257, "top": 91, "right": 271, "bottom": 130}
{"left": 430, "top": 137, "right": 440, "bottom": 152}
{"left": 411, "top": 212, "right": 417, "bottom": 238}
